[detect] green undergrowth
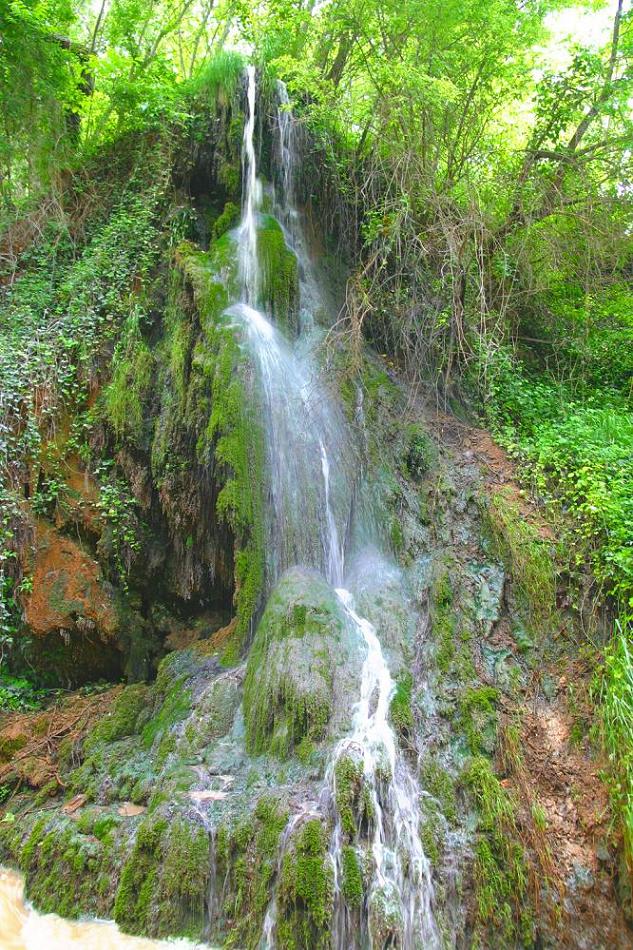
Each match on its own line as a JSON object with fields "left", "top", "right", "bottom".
{"left": 480, "top": 342, "right": 633, "bottom": 893}
{"left": 481, "top": 346, "right": 633, "bottom": 612}
{"left": 464, "top": 755, "right": 532, "bottom": 946}
{"left": 596, "top": 619, "right": 633, "bottom": 887}
{"left": 482, "top": 487, "right": 558, "bottom": 633}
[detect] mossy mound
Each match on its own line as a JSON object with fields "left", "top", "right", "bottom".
{"left": 243, "top": 567, "right": 361, "bottom": 758}
{"left": 256, "top": 214, "right": 299, "bottom": 334}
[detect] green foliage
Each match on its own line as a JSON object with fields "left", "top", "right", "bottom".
{"left": 189, "top": 50, "right": 245, "bottom": 104}
{"left": 482, "top": 347, "right": 633, "bottom": 611}
{"left": 96, "top": 475, "right": 142, "bottom": 586}
{"left": 0, "top": 171, "right": 166, "bottom": 499}
{"left": 596, "top": 620, "right": 633, "bottom": 884}
{"left": 0, "top": 674, "right": 47, "bottom": 712}
{"left": 463, "top": 756, "right": 532, "bottom": 945}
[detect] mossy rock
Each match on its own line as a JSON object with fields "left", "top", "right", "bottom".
{"left": 277, "top": 818, "right": 334, "bottom": 949}
{"left": 213, "top": 794, "right": 289, "bottom": 946}
{"left": 243, "top": 567, "right": 360, "bottom": 758}
{"left": 256, "top": 214, "right": 299, "bottom": 334}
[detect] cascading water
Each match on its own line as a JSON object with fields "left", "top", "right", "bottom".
{"left": 231, "top": 67, "right": 438, "bottom": 948}
{"left": 227, "top": 68, "right": 353, "bottom": 588}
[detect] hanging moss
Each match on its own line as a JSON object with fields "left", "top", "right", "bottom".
{"left": 154, "top": 821, "right": 211, "bottom": 939}
{"left": 277, "top": 818, "right": 334, "bottom": 949}
{"left": 114, "top": 817, "right": 167, "bottom": 934}
{"left": 214, "top": 795, "right": 289, "bottom": 948}
{"left": 390, "top": 670, "right": 414, "bottom": 739}
{"left": 173, "top": 237, "right": 266, "bottom": 655}
{"left": 334, "top": 754, "right": 364, "bottom": 838}
{"left": 341, "top": 846, "right": 363, "bottom": 907}
{"left": 256, "top": 215, "right": 299, "bottom": 334}
{"left": 212, "top": 200, "right": 240, "bottom": 240}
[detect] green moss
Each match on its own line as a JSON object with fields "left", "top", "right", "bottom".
{"left": 419, "top": 808, "right": 444, "bottom": 865}
{"left": 420, "top": 758, "right": 457, "bottom": 825}
{"left": 14, "top": 816, "right": 109, "bottom": 920}
{"left": 86, "top": 684, "right": 149, "bottom": 751}
{"left": 102, "top": 311, "right": 154, "bottom": 446}
{"left": 483, "top": 487, "right": 557, "bottom": 632}
{"left": 463, "top": 755, "right": 532, "bottom": 945}
{"left": 390, "top": 670, "right": 414, "bottom": 738}
{"left": 459, "top": 686, "right": 499, "bottom": 756}
{"left": 94, "top": 814, "right": 121, "bottom": 841}
{"left": 155, "top": 821, "right": 210, "bottom": 939}
{"left": 277, "top": 818, "right": 334, "bottom": 949}
{"left": 212, "top": 200, "right": 240, "bottom": 240}
{"left": 334, "top": 755, "right": 365, "bottom": 838}
{"left": 256, "top": 215, "right": 299, "bottom": 333}
{"left": 114, "top": 817, "right": 167, "bottom": 934}
{"left": 403, "top": 422, "right": 436, "bottom": 479}
{"left": 341, "top": 846, "right": 363, "bottom": 907}
{"left": 243, "top": 570, "right": 342, "bottom": 758}
{"left": 216, "top": 795, "right": 289, "bottom": 947}
{"left": 0, "top": 734, "right": 27, "bottom": 764}
{"left": 141, "top": 680, "right": 192, "bottom": 750}
{"left": 430, "top": 568, "right": 457, "bottom": 673}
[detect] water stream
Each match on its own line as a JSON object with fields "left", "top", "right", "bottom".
{"left": 232, "top": 67, "right": 438, "bottom": 949}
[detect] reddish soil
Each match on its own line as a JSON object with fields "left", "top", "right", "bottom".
{"left": 24, "top": 521, "right": 117, "bottom": 639}
{"left": 0, "top": 688, "right": 120, "bottom": 792}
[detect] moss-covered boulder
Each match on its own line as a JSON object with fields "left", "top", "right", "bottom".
{"left": 243, "top": 567, "right": 362, "bottom": 759}
{"left": 256, "top": 214, "right": 299, "bottom": 334}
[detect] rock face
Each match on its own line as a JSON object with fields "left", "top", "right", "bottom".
{"left": 23, "top": 523, "right": 122, "bottom": 684}
{"left": 1, "top": 71, "right": 631, "bottom": 950}
{"left": 244, "top": 567, "right": 362, "bottom": 757}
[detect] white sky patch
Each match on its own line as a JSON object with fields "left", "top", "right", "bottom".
{"left": 540, "top": 3, "right": 614, "bottom": 71}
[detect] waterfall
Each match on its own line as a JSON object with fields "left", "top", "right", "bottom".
{"left": 231, "top": 67, "right": 438, "bottom": 948}
{"left": 228, "top": 67, "right": 352, "bottom": 587}
{"left": 238, "top": 65, "right": 262, "bottom": 306}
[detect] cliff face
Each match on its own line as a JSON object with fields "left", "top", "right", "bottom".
{"left": 0, "top": 69, "right": 630, "bottom": 950}
{"left": 0, "top": 76, "right": 254, "bottom": 687}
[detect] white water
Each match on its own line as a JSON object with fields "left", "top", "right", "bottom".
{"left": 239, "top": 64, "right": 263, "bottom": 306}
{"left": 235, "top": 69, "right": 438, "bottom": 949}
{"left": 228, "top": 69, "right": 352, "bottom": 587}
{"left": 0, "top": 869, "right": 209, "bottom": 950}
{"left": 329, "top": 589, "right": 438, "bottom": 948}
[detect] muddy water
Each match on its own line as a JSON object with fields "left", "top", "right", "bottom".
{"left": 0, "top": 868, "right": 209, "bottom": 950}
